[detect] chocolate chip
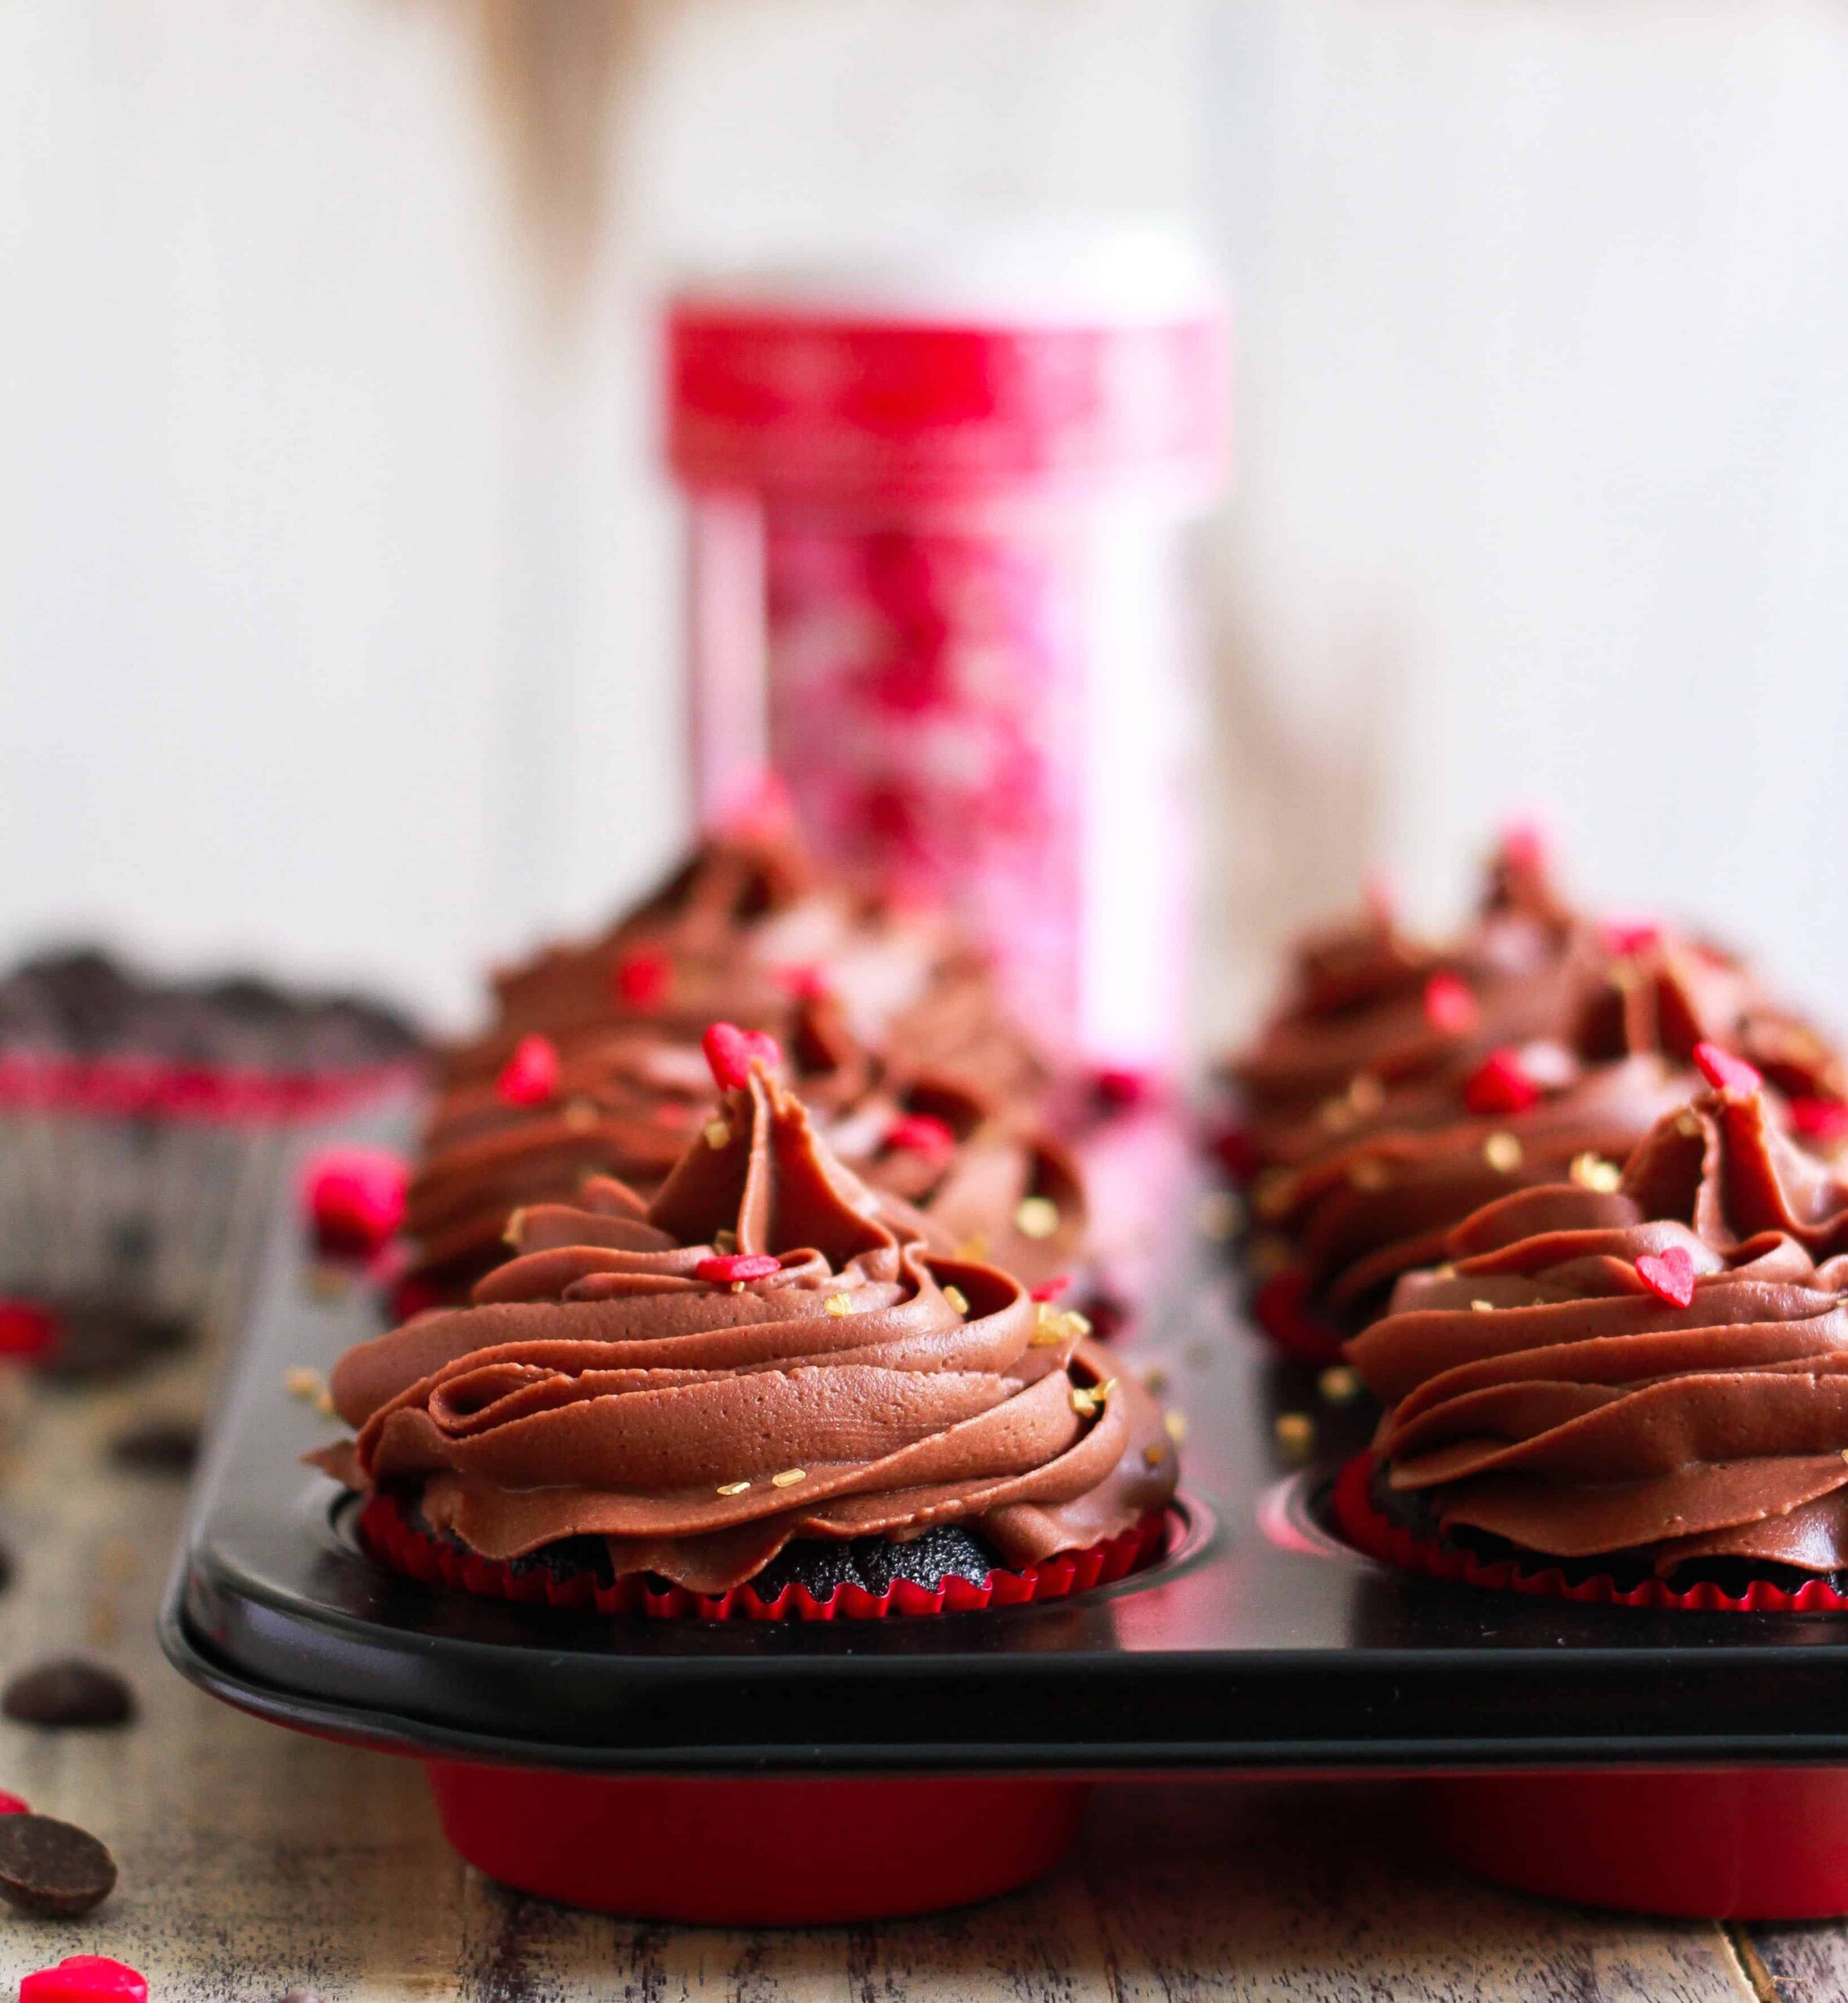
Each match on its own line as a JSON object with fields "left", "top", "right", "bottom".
{"left": 38, "top": 1303, "right": 188, "bottom": 1385}
{"left": 108, "top": 1417, "right": 201, "bottom": 1474}
{"left": 0, "top": 1813, "right": 117, "bottom": 1915}
{"left": 3, "top": 1659, "right": 135, "bottom": 1728}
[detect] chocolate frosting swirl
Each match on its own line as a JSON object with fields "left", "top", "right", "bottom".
{"left": 402, "top": 1004, "right": 1084, "bottom": 1300}
{"left": 455, "top": 826, "right": 1050, "bottom": 1114}
{"left": 322, "top": 1068, "right": 1168, "bottom": 1594}
{"left": 1231, "top": 843, "right": 1583, "bottom": 1151}
{"left": 1347, "top": 1085, "right": 1848, "bottom": 1575}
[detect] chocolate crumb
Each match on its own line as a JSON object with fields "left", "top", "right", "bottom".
{"left": 3, "top": 1657, "right": 135, "bottom": 1728}
{"left": 0, "top": 1812, "right": 117, "bottom": 1915}
{"left": 108, "top": 1417, "right": 202, "bottom": 1474}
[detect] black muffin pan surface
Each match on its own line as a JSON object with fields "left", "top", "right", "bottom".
{"left": 162, "top": 1120, "right": 1848, "bottom": 1778}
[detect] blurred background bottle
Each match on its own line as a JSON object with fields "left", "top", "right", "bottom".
{"left": 667, "top": 225, "right": 1228, "bottom": 1077}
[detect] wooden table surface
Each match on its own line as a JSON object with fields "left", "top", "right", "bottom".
{"left": 0, "top": 1325, "right": 1839, "bottom": 2000}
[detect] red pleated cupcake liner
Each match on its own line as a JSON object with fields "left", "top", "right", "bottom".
{"left": 0, "top": 1052, "right": 422, "bottom": 1124}
{"left": 1331, "top": 1451, "right": 1848, "bottom": 1613}
{"left": 359, "top": 1490, "right": 1170, "bottom": 1624}
{"left": 1249, "top": 1268, "right": 1350, "bottom": 1365}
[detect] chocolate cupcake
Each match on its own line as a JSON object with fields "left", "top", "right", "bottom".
{"left": 1336, "top": 1048, "right": 1848, "bottom": 1608}
{"left": 317, "top": 1038, "right": 1172, "bottom": 1620}
{"left": 1234, "top": 863, "right": 1847, "bottom": 1362}
{"left": 0, "top": 947, "right": 422, "bottom": 1373}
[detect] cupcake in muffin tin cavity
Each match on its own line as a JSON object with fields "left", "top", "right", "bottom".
{"left": 1217, "top": 829, "right": 1848, "bottom": 1363}
{"left": 1336, "top": 1052, "right": 1848, "bottom": 1607}
{"left": 394, "top": 822, "right": 1106, "bottom": 1322}
{"left": 317, "top": 1040, "right": 1175, "bottom": 1619}
{"left": 0, "top": 947, "right": 422, "bottom": 1376}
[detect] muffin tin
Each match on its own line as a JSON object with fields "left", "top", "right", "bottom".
{"left": 161, "top": 1117, "right": 1848, "bottom": 1919}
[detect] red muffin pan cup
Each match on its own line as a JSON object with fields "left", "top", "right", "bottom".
{"left": 424, "top": 1764, "right": 1088, "bottom": 1922}
{"left": 1422, "top": 1767, "right": 1848, "bottom": 1919}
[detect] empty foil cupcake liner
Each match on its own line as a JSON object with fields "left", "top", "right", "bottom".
{"left": 360, "top": 1491, "right": 1170, "bottom": 1624}
{"left": 1331, "top": 1451, "right": 1848, "bottom": 1613}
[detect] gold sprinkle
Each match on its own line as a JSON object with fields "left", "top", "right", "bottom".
{"left": 1274, "top": 1411, "right": 1317, "bottom": 1461}
{"left": 1471, "top": 1298, "right": 1495, "bottom": 1314}
{"left": 1016, "top": 1196, "right": 1060, "bottom": 1240}
{"left": 1349, "top": 1073, "right": 1386, "bottom": 1116}
{"left": 563, "top": 1096, "right": 599, "bottom": 1132}
{"left": 1254, "top": 1169, "right": 1297, "bottom": 1221}
{"left": 1483, "top": 1131, "right": 1523, "bottom": 1173}
{"left": 283, "top": 1367, "right": 323, "bottom": 1401}
{"left": 1070, "top": 1386, "right": 1098, "bottom": 1418}
{"left": 1064, "top": 1309, "right": 1093, "bottom": 1340}
{"left": 714, "top": 1228, "right": 739, "bottom": 1253}
{"left": 1317, "top": 1365, "right": 1362, "bottom": 1406}
{"left": 1163, "top": 1410, "right": 1188, "bottom": 1444}
{"left": 1676, "top": 1110, "right": 1703, "bottom": 1139}
{"left": 1195, "top": 1191, "right": 1242, "bottom": 1242}
{"left": 1143, "top": 1444, "right": 1167, "bottom": 1469}
{"left": 1570, "top": 1151, "right": 1623, "bottom": 1194}
{"left": 1095, "top": 1377, "right": 1117, "bottom": 1406}
{"left": 770, "top": 1468, "right": 807, "bottom": 1489}
{"left": 1347, "top": 1157, "right": 1390, "bottom": 1192}
{"left": 305, "top": 1263, "right": 350, "bottom": 1303}
{"left": 944, "top": 1285, "right": 970, "bottom": 1316}
{"left": 315, "top": 1388, "right": 337, "bottom": 1418}
{"left": 717, "top": 1480, "right": 752, "bottom": 1496}
{"left": 1246, "top": 1234, "right": 1294, "bottom": 1281}
{"left": 730, "top": 1280, "right": 746, "bottom": 1294}
{"left": 1318, "top": 1095, "right": 1355, "bottom": 1133}
{"left": 825, "top": 1293, "right": 853, "bottom": 1317}
{"left": 955, "top": 1232, "right": 991, "bottom": 1261}
{"left": 502, "top": 1206, "right": 527, "bottom": 1247}
{"left": 1435, "top": 1263, "right": 1458, "bottom": 1280}
{"left": 704, "top": 1118, "right": 731, "bottom": 1149}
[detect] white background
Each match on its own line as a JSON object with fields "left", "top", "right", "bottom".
{"left": 4, "top": 0, "right": 1846, "bottom": 1041}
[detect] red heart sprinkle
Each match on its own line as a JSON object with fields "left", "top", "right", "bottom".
{"left": 1789, "top": 1098, "right": 1848, "bottom": 1143}
{"left": 1092, "top": 1066, "right": 1152, "bottom": 1109}
{"left": 0, "top": 1791, "right": 28, "bottom": 1814}
{"left": 1634, "top": 1246, "right": 1696, "bottom": 1309}
{"left": 1693, "top": 1041, "right": 1762, "bottom": 1096}
{"left": 612, "top": 950, "right": 671, "bottom": 1009}
{"left": 885, "top": 1113, "right": 957, "bottom": 1158}
{"left": 302, "top": 1146, "right": 408, "bottom": 1255}
{"left": 702, "top": 1022, "right": 781, "bottom": 1091}
{"left": 1029, "top": 1275, "right": 1071, "bottom": 1302}
{"left": 496, "top": 1034, "right": 560, "bottom": 1107}
{"left": 1464, "top": 1048, "right": 1540, "bottom": 1116}
{"left": 21, "top": 1959, "right": 149, "bottom": 2003}
{"left": 1422, "top": 973, "right": 1479, "bottom": 1035}
{"left": 1498, "top": 815, "right": 1549, "bottom": 871}
{"left": 1599, "top": 915, "right": 1660, "bottom": 956}
{"left": 693, "top": 1253, "right": 782, "bottom": 1285}
{"left": 0, "top": 1300, "right": 57, "bottom": 1361}
{"left": 774, "top": 963, "right": 832, "bottom": 1002}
